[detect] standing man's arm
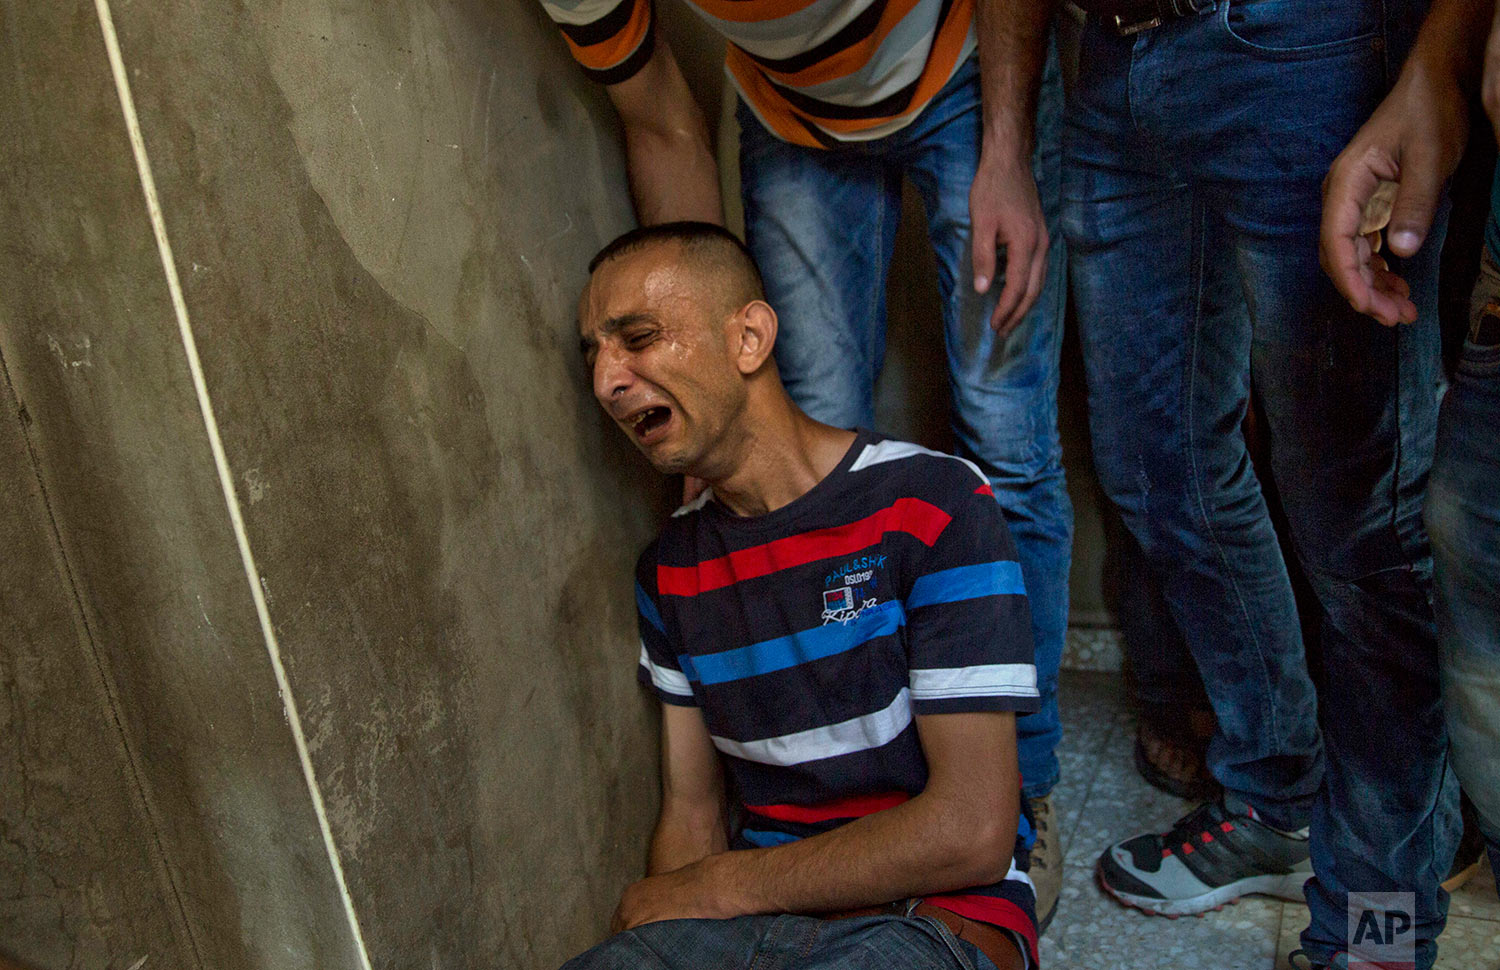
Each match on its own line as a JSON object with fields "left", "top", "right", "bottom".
{"left": 544, "top": 0, "right": 722, "bottom": 224}
{"left": 613, "top": 710, "right": 1022, "bottom": 928}
{"left": 971, "top": 0, "right": 1057, "bottom": 333}
{"left": 605, "top": 40, "right": 724, "bottom": 226}
{"left": 1319, "top": 0, "right": 1493, "bottom": 325}
{"left": 645, "top": 702, "right": 730, "bottom": 876}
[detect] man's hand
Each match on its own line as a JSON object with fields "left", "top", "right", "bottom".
{"left": 612, "top": 858, "right": 738, "bottom": 932}
{"left": 971, "top": 147, "right": 1049, "bottom": 334}
{"left": 1319, "top": 0, "right": 1489, "bottom": 326}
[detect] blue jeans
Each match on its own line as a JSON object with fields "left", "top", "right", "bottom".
{"left": 1429, "top": 253, "right": 1500, "bottom": 877}
{"left": 1061, "top": 1, "right": 1458, "bottom": 965}
{"left": 738, "top": 46, "right": 1072, "bottom": 800}
{"left": 561, "top": 915, "right": 997, "bottom": 970}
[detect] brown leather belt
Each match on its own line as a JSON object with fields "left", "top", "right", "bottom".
{"left": 825, "top": 902, "right": 1024, "bottom": 970}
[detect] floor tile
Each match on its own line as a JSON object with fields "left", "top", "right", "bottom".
{"left": 1450, "top": 855, "right": 1500, "bottom": 923}
{"left": 1066, "top": 728, "right": 1197, "bottom": 862}
{"left": 1056, "top": 669, "right": 1130, "bottom": 759}
{"left": 1274, "top": 902, "right": 1308, "bottom": 969}
{"left": 1050, "top": 750, "right": 1098, "bottom": 859}
{"left": 1042, "top": 861, "right": 1282, "bottom": 969}
{"left": 1062, "top": 627, "right": 1123, "bottom": 673}
{"left": 1436, "top": 914, "right": 1500, "bottom": 968}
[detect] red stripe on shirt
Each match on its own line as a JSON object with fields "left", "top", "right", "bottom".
{"left": 746, "top": 791, "right": 910, "bottom": 824}
{"left": 974, "top": 483, "right": 993, "bottom": 496}
{"left": 926, "top": 894, "right": 1038, "bottom": 965}
{"left": 657, "top": 497, "right": 952, "bottom": 596}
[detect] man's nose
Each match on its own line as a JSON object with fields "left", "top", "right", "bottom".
{"left": 592, "top": 346, "right": 632, "bottom": 404}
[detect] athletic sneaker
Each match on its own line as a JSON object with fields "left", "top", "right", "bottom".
{"left": 1096, "top": 797, "right": 1311, "bottom": 917}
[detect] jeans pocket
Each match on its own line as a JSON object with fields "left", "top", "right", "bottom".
{"left": 1220, "top": 0, "right": 1381, "bottom": 60}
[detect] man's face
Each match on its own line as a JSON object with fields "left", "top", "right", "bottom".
{"left": 578, "top": 244, "right": 746, "bottom": 475}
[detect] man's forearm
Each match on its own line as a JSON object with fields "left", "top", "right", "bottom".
{"left": 688, "top": 788, "right": 1019, "bottom": 916}
{"left": 647, "top": 801, "right": 729, "bottom": 875}
{"left": 622, "top": 126, "right": 722, "bottom": 226}
{"left": 606, "top": 40, "right": 724, "bottom": 226}
{"left": 1401, "top": 0, "right": 1493, "bottom": 94}
{"left": 974, "top": 0, "right": 1055, "bottom": 160}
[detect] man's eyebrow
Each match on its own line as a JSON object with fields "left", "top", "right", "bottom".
{"left": 600, "top": 311, "right": 655, "bottom": 334}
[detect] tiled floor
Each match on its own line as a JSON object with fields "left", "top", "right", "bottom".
{"left": 1043, "top": 670, "right": 1500, "bottom": 969}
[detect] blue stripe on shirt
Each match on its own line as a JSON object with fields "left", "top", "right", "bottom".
{"left": 742, "top": 828, "right": 801, "bottom": 847}
{"left": 907, "top": 561, "right": 1025, "bottom": 610}
{"left": 680, "top": 599, "right": 906, "bottom": 685}
{"left": 637, "top": 582, "right": 666, "bottom": 635}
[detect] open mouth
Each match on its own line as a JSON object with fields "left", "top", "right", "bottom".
{"left": 627, "top": 406, "right": 672, "bottom": 441}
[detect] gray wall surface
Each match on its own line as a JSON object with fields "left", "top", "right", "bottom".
{"left": 1, "top": 1, "right": 671, "bottom": 967}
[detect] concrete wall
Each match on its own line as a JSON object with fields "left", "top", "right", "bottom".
{"left": 0, "top": 2, "right": 670, "bottom": 968}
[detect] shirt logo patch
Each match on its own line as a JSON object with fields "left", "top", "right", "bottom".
{"left": 821, "top": 553, "right": 887, "bottom": 625}
{"left": 821, "top": 585, "right": 879, "bottom": 625}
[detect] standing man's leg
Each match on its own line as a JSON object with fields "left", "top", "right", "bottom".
{"left": 1196, "top": 2, "right": 1458, "bottom": 963}
{"left": 1063, "top": 17, "right": 1322, "bottom": 850}
{"left": 1429, "top": 254, "right": 1500, "bottom": 880}
{"left": 738, "top": 104, "right": 902, "bottom": 429}
{"left": 902, "top": 44, "right": 1073, "bottom": 929}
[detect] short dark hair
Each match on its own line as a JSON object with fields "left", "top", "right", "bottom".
{"left": 587, "top": 221, "right": 765, "bottom": 305}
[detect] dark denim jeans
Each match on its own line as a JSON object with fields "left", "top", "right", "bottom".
{"left": 1429, "top": 253, "right": 1500, "bottom": 876}
{"left": 562, "top": 915, "right": 996, "bottom": 970}
{"left": 1061, "top": 0, "right": 1458, "bottom": 964}
{"left": 737, "top": 46, "right": 1072, "bottom": 799}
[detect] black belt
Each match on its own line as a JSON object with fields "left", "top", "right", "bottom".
{"left": 1073, "top": 0, "right": 1212, "bottom": 35}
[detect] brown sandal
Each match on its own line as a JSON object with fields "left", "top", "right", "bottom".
{"left": 1133, "top": 711, "right": 1221, "bottom": 801}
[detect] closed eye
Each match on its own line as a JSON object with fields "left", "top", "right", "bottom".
{"left": 623, "top": 328, "right": 659, "bottom": 351}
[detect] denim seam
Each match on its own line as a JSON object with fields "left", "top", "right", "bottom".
{"left": 912, "top": 914, "right": 978, "bottom": 970}
{"left": 748, "top": 914, "right": 790, "bottom": 970}
{"left": 1184, "top": 197, "right": 1278, "bottom": 748}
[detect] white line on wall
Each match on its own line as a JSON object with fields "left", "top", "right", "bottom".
{"left": 90, "top": 5, "right": 376, "bottom": 969}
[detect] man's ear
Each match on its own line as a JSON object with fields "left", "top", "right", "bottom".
{"left": 733, "top": 301, "right": 778, "bottom": 375}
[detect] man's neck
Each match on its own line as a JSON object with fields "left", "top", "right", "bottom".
{"left": 703, "top": 396, "right": 857, "bottom": 518}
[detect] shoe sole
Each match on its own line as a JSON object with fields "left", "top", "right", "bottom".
{"left": 1096, "top": 860, "right": 1310, "bottom": 917}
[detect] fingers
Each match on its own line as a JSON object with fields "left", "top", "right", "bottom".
{"left": 1319, "top": 145, "right": 1393, "bottom": 315}
{"left": 986, "top": 215, "right": 1047, "bottom": 333}
{"left": 991, "top": 225, "right": 1050, "bottom": 336}
{"left": 1356, "top": 253, "right": 1416, "bottom": 327}
{"left": 972, "top": 208, "right": 998, "bottom": 296}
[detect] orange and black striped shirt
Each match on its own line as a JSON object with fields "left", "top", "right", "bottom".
{"left": 541, "top": 0, "right": 977, "bottom": 149}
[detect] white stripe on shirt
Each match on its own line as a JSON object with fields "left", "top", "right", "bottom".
{"left": 848, "top": 438, "right": 988, "bottom": 487}
{"left": 711, "top": 687, "right": 913, "bottom": 765}
{"left": 910, "top": 663, "right": 1039, "bottom": 701}
{"left": 639, "top": 641, "right": 693, "bottom": 699}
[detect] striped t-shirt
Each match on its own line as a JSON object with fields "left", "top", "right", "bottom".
{"left": 635, "top": 429, "right": 1040, "bottom": 962}
{"left": 542, "top": 0, "right": 977, "bottom": 148}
